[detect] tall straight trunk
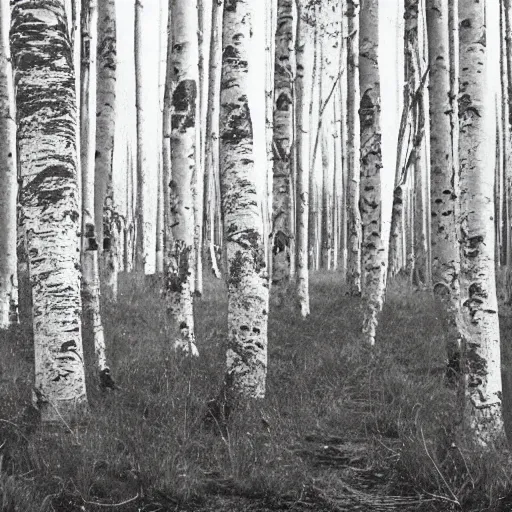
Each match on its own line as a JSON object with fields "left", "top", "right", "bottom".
{"left": 294, "top": 1, "right": 313, "bottom": 317}
{"left": 265, "top": 0, "right": 278, "bottom": 276}
{"left": 346, "top": 0, "right": 362, "bottom": 295}
{"left": 195, "top": 0, "right": 205, "bottom": 296}
{"left": 124, "top": 143, "right": 135, "bottom": 273}
{"left": 272, "top": 0, "right": 295, "bottom": 288}
{"left": 134, "top": 0, "right": 147, "bottom": 273}
{"left": 81, "top": 0, "right": 111, "bottom": 384}
{"left": 95, "top": 0, "right": 118, "bottom": 299}
{"left": 0, "top": 0, "right": 18, "bottom": 328}
{"left": 426, "top": 0, "right": 461, "bottom": 373}
{"left": 162, "top": 0, "right": 172, "bottom": 272}
{"left": 321, "top": 127, "right": 333, "bottom": 270}
{"left": 11, "top": 0, "right": 88, "bottom": 422}
{"left": 204, "top": 0, "right": 223, "bottom": 280}
{"left": 220, "top": 0, "right": 269, "bottom": 399}
{"left": 165, "top": 0, "right": 199, "bottom": 356}
{"left": 458, "top": 0, "right": 505, "bottom": 446}
{"left": 359, "top": 0, "right": 385, "bottom": 346}
{"left": 501, "top": 0, "right": 512, "bottom": 272}
{"left": 504, "top": 0, "right": 512, "bottom": 273}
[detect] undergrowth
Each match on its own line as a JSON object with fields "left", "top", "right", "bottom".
{"left": 0, "top": 271, "right": 510, "bottom": 510}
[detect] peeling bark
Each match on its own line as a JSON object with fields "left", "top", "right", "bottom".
{"left": 0, "top": 0, "right": 19, "bottom": 328}
{"left": 220, "top": 0, "right": 269, "bottom": 399}
{"left": 11, "top": 0, "right": 88, "bottom": 422}
{"left": 95, "top": 0, "right": 117, "bottom": 299}
{"left": 359, "top": 0, "right": 385, "bottom": 346}
{"left": 458, "top": 0, "right": 505, "bottom": 446}
{"left": 272, "top": 0, "right": 295, "bottom": 289}
{"left": 426, "top": 0, "right": 462, "bottom": 373}
{"left": 164, "top": 0, "right": 199, "bottom": 357}
{"left": 345, "top": 0, "right": 362, "bottom": 295}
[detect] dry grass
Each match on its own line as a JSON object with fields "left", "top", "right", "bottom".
{"left": 0, "top": 271, "right": 510, "bottom": 511}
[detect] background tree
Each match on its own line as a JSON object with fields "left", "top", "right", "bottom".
{"left": 0, "top": 0, "right": 18, "bottom": 329}
{"left": 95, "top": 0, "right": 118, "bottom": 300}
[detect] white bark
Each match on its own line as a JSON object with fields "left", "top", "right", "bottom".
{"left": 220, "top": 0, "right": 269, "bottom": 399}
{"left": 0, "top": 0, "right": 19, "bottom": 328}
{"left": 81, "top": 0, "right": 110, "bottom": 383}
{"left": 295, "top": 1, "right": 313, "bottom": 318}
{"left": 458, "top": 0, "right": 505, "bottom": 446}
{"left": 426, "top": 0, "right": 461, "bottom": 368}
{"left": 134, "top": 0, "right": 147, "bottom": 272}
{"left": 11, "top": 0, "right": 88, "bottom": 422}
{"left": 204, "top": 0, "right": 223, "bottom": 280}
{"left": 359, "top": 0, "right": 385, "bottom": 346}
{"left": 95, "top": 0, "right": 118, "bottom": 299}
{"left": 346, "top": 0, "right": 362, "bottom": 295}
{"left": 272, "top": 0, "right": 295, "bottom": 288}
{"left": 165, "top": 0, "right": 199, "bottom": 357}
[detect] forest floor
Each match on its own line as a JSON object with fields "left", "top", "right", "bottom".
{"left": 1, "top": 271, "right": 512, "bottom": 511}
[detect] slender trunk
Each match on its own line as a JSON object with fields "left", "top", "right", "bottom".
{"left": 134, "top": 0, "right": 147, "bottom": 273}
{"left": 272, "top": 0, "right": 295, "bottom": 290}
{"left": 96, "top": 0, "right": 118, "bottom": 299}
{"left": 81, "top": 0, "right": 111, "bottom": 385}
{"left": 165, "top": 0, "right": 199, "bottom": 356}
{"left": 0, "top": 0, "right": 19, "bottom": 328}
{"left": 359, "top": 0, "right": 385, "bottom": 345}
{"left": 458, "top": 0, "right": 505, "bottom": 446}
{"left": 220, "top": 0, "right": 269, "bottom": 399}
{"left": 321, "top": 128, "right": 333, "bottom": 270}
{"left": 426, "top": 0, "right": 462, "bottom": 374}
{"left": 11, "top": 0, "right": 88, "bottom": 422}
{"left": 204, "top": 0, "right": 223, "bottom": 280}
{"left": 195, "top": 0, "right": 205, "bottom": 296}
{"left": 295, "top": 1, "right": 313, "bottom": 317}
{"left": 346, "top": 0, "right": 362, "bottom": 295}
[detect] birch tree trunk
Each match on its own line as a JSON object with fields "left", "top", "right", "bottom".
{"left": 0, "top": 0, "right": 19, "bottom": 328}
{"left": 95, "top": 0, "right": 118, "bottom": 300}
{"left": 134, "top": 0, "right": 147, "bottom": 273}
{"left": 359, "top": 0, "right": 385, "bottom": 346}
{"left": 165, "top": 0, "right": 199, "bottom": 356}
{"left": 81, "top": 0, "right": 112, "bottom": 385}
{"left": 458, "top": 0, "right": 505, "bottom": 446}
{"left": 204, "top": 0, "right": 223, "bottom": 280}
{"left": 426, "top": 0, "right": 462, "bottom": 376}
{"left": 11, "top": 0, "right": 88, "bottom": 422}
{"left": 272, "top": 0, "right": 295, "bottom": 290}
{"left": 220, "top": 0, "right": 269, "bottom": 399}
{"left": 346, "top": 0, "right": 362, "bottom": 295}
{"left": 295, "top": 1, "right": 313, "bottom": 317}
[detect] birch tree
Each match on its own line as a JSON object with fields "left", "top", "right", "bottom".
{"left": 0, "top": 0, "right": 18, "bottom": 329}
{"left": 134, "top": 0, "right": 147, "bottom": 272}
{"left": 295, "top": 0, "right": 313, "bottom": 317}
{"left": 203, "top": 0, "right": 223, "bottom": 280}
{"left": 164, "top": 0, "right": 199, "bottom": 356}
{"left": 458, "top": 0, "right": 505, "bottom": 445}
{"left": 345, "top": 0, "right": 361, "bottom": 295}
{"left": 96, "top": 0, "right": 118, "bottom": 299}
{"left": 11, "top": 0, "right": 88, "bottom": 422}
{"left": 426, "top": 0, "right": 461, "bottom": 373}
{"left": 220, "top": 0, "right": 269, "bottom": 399}
{"left": 81, "top": 0, "right": 112, "bottom": 386}
{"left": 359, "top": 0, "right": 385, "bottom": 346}
{"left": 272, "top": 0, "right": 295, "bottom": 290}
